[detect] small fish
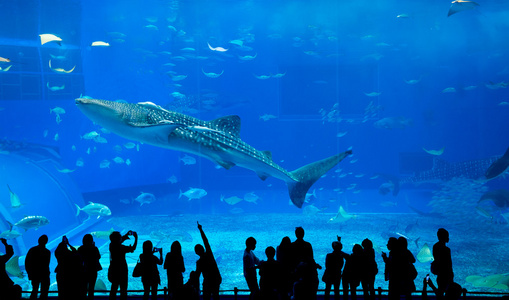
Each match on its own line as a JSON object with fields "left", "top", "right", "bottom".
{"left": 76, "top": 202, "right": 112, "bottom": 219}
{"left": 91, "top": 228, "right": 115, "bottom": 239}
{"left": 134, "top": 192, "right": 157, "bottom": 206}
{"left": 336, "top": 131, "right": 348, "bottom": 138}
{"left": 99, "top": 160, "right": 110, "bottom": 168}
{"left": 125, "top": 159, "right": 131, "bottom": 166}
{"left": 229, "top": 39, "right": 244, "bottom": 47}
{"left": 220, "top": 195, "right": 244, "bottom": 205}
{"left": 145, "top": 24, "right": 159, "bottom": 30}
{"left": 91, "top": 41, "right": 110, "bottom": 47}
{"left": 124, "top": 142, "right": 136, "bottom": 149}
{"left": 396, "top": 14, "right": 410, "bottom": 18}
{"left": 0, "top": 56, "right": 11, "bottom": 62}
{"left": 254, "top": 74, "right": 271, "bottom": 80}
{"left": 272, "top": 72, "right": 286, "bottom": 78}
{"left": 81, "top": 131, "right": 100, "bottom": 140}
{"left": 244, "top": 192, "right": 260, "bottom": 204}
{"left": 54, "top": 134, "right": 59, "bottom": 141}
{"left": 207, "top": 42, "right": 228, "bottom": 52}
{"left": 202, "top": 69, "right": 224, "bottom": 78}
{"left": 56, "top": 168, "right": 75, "bottom": 173}
{"left": 179, "top": 188, "right": 207, "bottom": 200}
{"left": 167, "top": 175, "right": 178, "bottom": 184}
{"left": 180, "top": 154, "right": 196, "bottom": 165}
{"left": 71, "top": 145, "right": 76, "bottom": 151}
{"left": 364, "top": 92, "right": 381, "bottom": 97}
{"left": 50, "top": 107, "right": 66, "bottom": 115}
{"left": 169, "top": 74, "right": 187, "bottom": 81}
{"left": 40, "top": 33, "right": 62, "bottom": 45}
{"left": 442, "top": 87, "right": 456, "bottom": 93}
{"left": 76, "top": 158, "right": 84, "bottom": 167}
{"left": 259, "top": 114, "right": 277, "bottom": 121}
{"left": 423, "top": 147, "right": 445, "bottom": 156}
{"left": 112, "top": 157, "right": 124, "bottom": 164}
{"left": 93, "top": 136, "right": 108, "bottom": 144}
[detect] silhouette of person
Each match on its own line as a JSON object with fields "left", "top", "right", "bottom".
{"left": 342, "top": 244, "right": 364, "bottom": 300}
{"left": 259, "top": 246, "right": 281, "bottom": 300}
{"left": 54, "top": 235, "right": 84, "bottom": 299}
{"left": 25, "top": 234, "right": 51, "bottom": 299}
{"left": 291, "top": 227, "right": 321, "bottom": 299}
{"left": 108, "top": 230, "right": 138, "bottom": 300}
{"left": 433, "top": 228, "right": 454, "bottom": 297}
{"left": 381, "top": 237, "right": 397, "bottom": 300}
{"left": 0, "top": 238, "right": 22, "bottom": 300}
{"left": 195, "top": 222, "right": 222, "bottom": 300}
{"left": 423, "top": 275, "right": 464, "bottom": 300}
{"left": 361, "top": 239, "right": 378, "bottom": 300}
{"left": 180, "top": 270, "right": 200, "bottom": 300}
{"left": 78, "top": 233, "right": 102, "bottom": 300}
{"left": 323, "top": 237, "right": 349, "bottom": 300}
{"left": 276, "top": 236, "right": 292, "bottom": 300}
{"left": 243, "top": 237, "right": 260, "bottom": 299}
{"left": 397, "top": 237, "right": 417, "bottom": 299}
{"left": 139, "top": 240, "right": 163, "bottom": 300}
{"left": 164, "top": 241, "right": 185, "bottom": 299}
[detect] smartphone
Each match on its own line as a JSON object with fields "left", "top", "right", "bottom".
{"left": 127, "top": 230, "right": 133, "bottom": 235}
{"left": 426, "top": 274, "right": 430, "bottom": 282}
{"left": 153, "top": 247, "right": 160, "bottom": 252}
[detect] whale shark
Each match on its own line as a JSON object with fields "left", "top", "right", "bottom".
{"left": 75, "top": 98, "right": 352, "bottom": 208}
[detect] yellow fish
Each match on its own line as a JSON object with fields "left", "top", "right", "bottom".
{"left": 49, "top": 60, "right": 75, "bottom": 73}
{"left": 423, "top": 147, "right": 444, "bottom": 156}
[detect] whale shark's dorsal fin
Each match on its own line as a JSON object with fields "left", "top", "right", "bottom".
{"left": 210, "top": 115, "right": 241, "bottom": 137}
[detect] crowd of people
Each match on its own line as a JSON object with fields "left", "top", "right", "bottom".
{"left": 0, "top": 225, "right": 462, "bottom": 300}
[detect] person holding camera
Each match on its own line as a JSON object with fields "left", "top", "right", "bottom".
{"left": 55, "top": 235, "right": 83, "bottom": 299}
{"left": 139, "top": 240, "right": 163, "bottom": 300}
{"left": 78, "top": 234, "right": 102, "bottom": 300}
{"left": 109, "top": 230, "right": 138, "bottom": 300}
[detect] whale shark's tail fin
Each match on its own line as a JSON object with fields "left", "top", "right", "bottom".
{"left": 287, "top": 150, "right": 352, "bottom": 208}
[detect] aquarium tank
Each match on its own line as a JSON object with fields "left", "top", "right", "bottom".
{"left": 0, "top": 0, "right": 508, "bottom": 295}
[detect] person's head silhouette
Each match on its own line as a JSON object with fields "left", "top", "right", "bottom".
{"left": 295, "top": 227, "right": 304, "bottom": 239}
{"left": 109, "top": 231, "right": 122, "bottom": 244}
{"left": 195, "top": 244, "right": 205, "bottom": 257}
{"left": 246, "top": 237, "right": 256, "bottom": 251}
{"left": 438, "top": 228, "right": 449, "bottom": 243}
{"left": 83, "top": 233, "right": 94, "bottom": 246}
{"left": 171, "top": 241, "right": 182, "bottom": 254}
{"left": 38, "top": 234, "right": 48, "bottom": 246}
{"left": 143, "top": 240, "right": 153, "bottom": 254}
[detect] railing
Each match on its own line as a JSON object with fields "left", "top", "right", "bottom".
{"left": 20, "top": 287, "right": 509, "bottom": 299}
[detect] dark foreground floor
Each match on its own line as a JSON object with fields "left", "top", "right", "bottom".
{"left": 20, "top": 291, "right": 509, "bottom": 300}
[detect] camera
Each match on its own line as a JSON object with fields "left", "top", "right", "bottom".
{"left": 153, "top": 247, "right": 161, "bottom": 252}
{"left": 127, "top": 230, "right": 133, "bottom": 235}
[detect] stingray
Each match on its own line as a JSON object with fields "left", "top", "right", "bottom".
{"left": 327, "top": 206, "right": 356, "bottom": 223}
{"left": 6, "top": 256, "right": 24, "bottom": 278}
{"left": 417, "top": 243, "right": 434, "bottom": 263}
{"left": 478, "top": 189, "right": 509, "bottom": 208}
{"left": 485, "top": 146, "right": 509, "bottom": 179}
{"left": 49, "top": 59, "right": 75, "bottom": 73}
{"left": 448, "top": 1, "right": 480, "bottom": 17}
{"left": 39, "top": 33, "right": 62, "bottom": 45}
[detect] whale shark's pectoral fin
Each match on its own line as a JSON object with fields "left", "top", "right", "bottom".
{"left": 132, "top": 122, "right": 185, "bottom": 143}
{"left": 256, "top": 172, "right": 270, "bottom": 181}
{"left": 216, "top": 160, "right": 236, "bottom": 170}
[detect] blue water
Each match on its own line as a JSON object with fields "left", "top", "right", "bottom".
{"left": 0, "top": 0, "right": 509, "bottom": 294}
